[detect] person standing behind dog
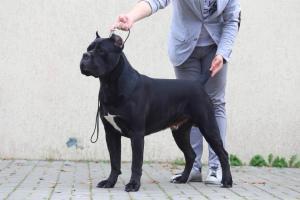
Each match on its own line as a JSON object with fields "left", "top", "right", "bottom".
{"left": 111, "top": 0, "right": 241, "bottom": 185}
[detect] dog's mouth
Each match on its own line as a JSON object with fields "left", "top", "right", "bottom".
{"left": 80, "top": 62, "right": 92, "bottom": 76}
{"left": 80, "top": 64, "right": 101, "bottom": 78}
{"left": 82, "top": 70, "right": 91, "bottom": 76}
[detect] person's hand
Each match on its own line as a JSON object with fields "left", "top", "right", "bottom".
{"left": 210, "top": 55, "right": 224, "bottom": 77}
{"left": 111, "top": 14, "right": 134, "bottom": 31}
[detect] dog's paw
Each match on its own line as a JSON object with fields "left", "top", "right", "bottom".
{"left": 172, "top": 176, "right": 188, "bottom": 184}
{"left": 124, "top": 182, "right": 140, "bottom": 192}
{"left": 96, "top": 179, "right": 117, "bottom": 188}
{"left": 221, "top": 180, "right": 233, "bottom": 188}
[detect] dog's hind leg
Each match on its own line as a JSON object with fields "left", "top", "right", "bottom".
{"left": 171, "top": 121, "right": 195, "bottom": 183}
{"left": 192, "top": 106, "right": 232, "bottom": 188}
{"left": 97, "top": 121, "right": 122, "bottom": 189}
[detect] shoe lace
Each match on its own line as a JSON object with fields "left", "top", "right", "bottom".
{"left": 209, "top": 166, "right": 219, "bottom": 178}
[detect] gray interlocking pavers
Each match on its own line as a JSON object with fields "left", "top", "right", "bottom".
{"left": 0, "top": 159, "right": 299, "bottom": 200}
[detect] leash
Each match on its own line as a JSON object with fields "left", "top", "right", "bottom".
{"left": 109, "top": 28, "right": 131, "bottom": 45}
{"left": 90, "top": 89, "right": 101, "bottom": 143}
{"left": 90, "top": 29, "right": 131, "bottom": 143}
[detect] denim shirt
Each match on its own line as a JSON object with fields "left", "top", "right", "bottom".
{"left": 140, "top": 0, "right": 241, "bottom": 66}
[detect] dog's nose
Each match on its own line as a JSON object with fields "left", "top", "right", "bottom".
{"left": 82, "top": 52, "right": 90, "bottom": 59}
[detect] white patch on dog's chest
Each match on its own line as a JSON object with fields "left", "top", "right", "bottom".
{"left": 104, "top": 113, "right": 122, "bottom": 134}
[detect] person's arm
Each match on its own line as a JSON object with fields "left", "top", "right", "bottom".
{"left": 216, "top": 0, "right": 241, "bottom": 61}
{"left": 111, "top": 0, "right": 170, "bottom": 31}
{"left": 210, "top": 0, "right": 241, "bottom": 77}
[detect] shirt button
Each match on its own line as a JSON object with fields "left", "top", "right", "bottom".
{"left": 194, "top": 38, "right": 198, "bottom": 41}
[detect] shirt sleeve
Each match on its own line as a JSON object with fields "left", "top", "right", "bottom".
{"left": 139, "top": 0, "right": 171, "bottom": 15}
{"left": 216, "top": 0, "right": 241, "bottom": 61}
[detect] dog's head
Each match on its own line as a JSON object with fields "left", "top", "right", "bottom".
{"left": 80, "top": 32, "right": 124, "bottom": 78}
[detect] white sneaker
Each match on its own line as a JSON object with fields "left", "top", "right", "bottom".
{"left": 205, "top": 164, "right": 222, "bottom": 185}
{"left": 170, "top": 168, "right": 202, "bottom": 182}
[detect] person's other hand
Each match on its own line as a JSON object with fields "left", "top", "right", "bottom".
{"left": 210, "top": 55, "right": 223, "bottom": 77}
{"left": 111, "top": 14, "right": 133, "bottom": 31}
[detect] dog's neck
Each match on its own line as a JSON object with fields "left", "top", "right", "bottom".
{"left": 99, "top": 52, "right": 139, "bottom": 103}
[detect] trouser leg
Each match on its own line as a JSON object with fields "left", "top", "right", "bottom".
{"left": 200, "top": 45, "right": 228, "bottom": 166}
{"left": 174, "top": 47, "right": 203, "bottom": 169}
{"left": 173, "top": 44, "right": 228, "bottom": 168}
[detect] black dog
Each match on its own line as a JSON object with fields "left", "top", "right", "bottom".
{"left": 80, "top": 32, "right": 232, "bottom": 192}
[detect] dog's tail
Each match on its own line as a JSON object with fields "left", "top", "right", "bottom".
{"left": 198, "top": 70, "right": 212, "bottom": 85}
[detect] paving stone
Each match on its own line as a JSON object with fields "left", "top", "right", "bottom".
{"left": 0, "top": 161, "right": 300, "bottom": 200}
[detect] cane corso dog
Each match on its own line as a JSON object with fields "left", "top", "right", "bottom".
{"left": 80, "top": 32, "right": 232, "bottom": 192}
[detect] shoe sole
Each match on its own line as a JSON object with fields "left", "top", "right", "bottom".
{"left": 170, "top": 176, "right": 202, "bottom": 183}
{"left": 205, "top": 180, "right": 221, "bottom": 185}
{"left": 189, "top": 178, "right": 202, "bottom": 182}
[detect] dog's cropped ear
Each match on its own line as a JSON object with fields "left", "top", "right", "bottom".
{"left": 96, "top": 31, "right": 101, "bottom": 38}
{"left": 111, "top": 34, "right": 124, "bottom": 50}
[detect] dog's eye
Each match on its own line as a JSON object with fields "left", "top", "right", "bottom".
{"left": 98, "top": 49, "right": 104, "bottom": 54}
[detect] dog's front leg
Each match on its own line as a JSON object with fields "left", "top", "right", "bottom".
{"left": 125, "top": 133, "right": 144, "bottom": 192}
{"left": 97, "top": 125, "right": 122, "bottom": 188}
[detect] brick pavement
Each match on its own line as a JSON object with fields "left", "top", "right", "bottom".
{"left": 0, "top": 159, "right": 299, "bottom": 200}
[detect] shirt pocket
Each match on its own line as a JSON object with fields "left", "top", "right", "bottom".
{"left": 170, "top": 22, "right": 187, "bottom": 42}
